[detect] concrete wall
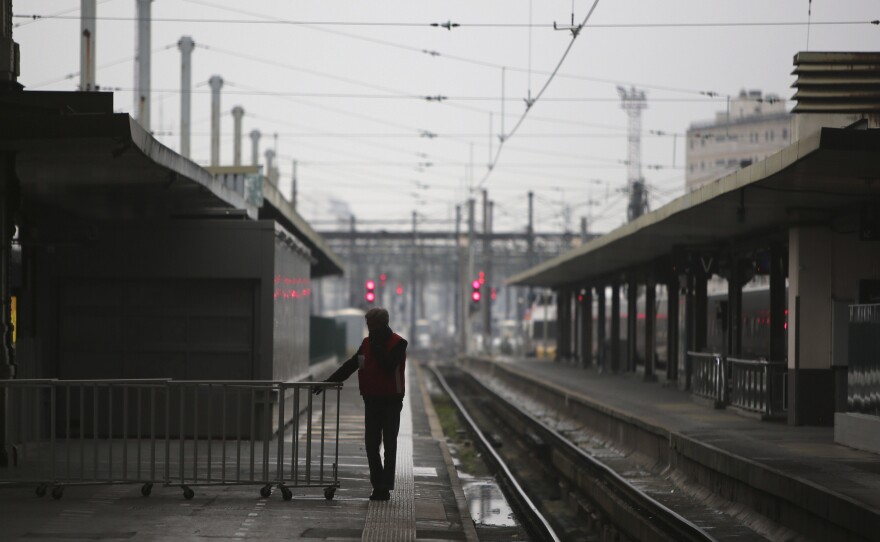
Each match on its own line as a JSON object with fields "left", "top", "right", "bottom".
{"left": 787, "top": 225, "right": 880, "bottom": 424}
{"left": 16, "top": 216, "right": 312, "bottom": 382}
{"left": 788, "top": 225, "right": 880, "bottom": 371}
{"left": 272, "top": 231, "right": 312, "bottom": 383}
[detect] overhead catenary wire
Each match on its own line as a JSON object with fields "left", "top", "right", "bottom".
{"left": 13, "top": 13, "right": 879, "bottom": 28}
{"left": 477, "top": 0, "right": 603, "bottom": 189}
{"left": 143, "top": 0, "right": 755, "bottom": 100}
{"left": 180, "top": 40, "right": 690, "bottom": 134}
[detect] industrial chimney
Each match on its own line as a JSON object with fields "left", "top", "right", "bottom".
{"left": 80, "top": 0, "right": 96, "bottom": 91}
{"left": 264, "top": 149, "right": 276, "bottom": 186}
{"left": 209, "top": 75, "right": 223, "bottom": 166}
{"left": 134, "top": 0, "right": 152, "bottom": 131}
{"left": 291, "top": 160, "right": 298, "bottom": 208}
{"left": 177, "top": 36, "right": 194, "bottom": 158}
{"left": 250, "top": 130, "right": 261, "bottom": 167}
{"left": 231, "top": 106, "right": 244, "bottom": 166}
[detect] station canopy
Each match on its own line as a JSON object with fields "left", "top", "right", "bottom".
{"left": 507, "top": 126, "right": 880, "bottom": 288}
{"left": 0, "top": 91, "right": 343, "bottom": 277}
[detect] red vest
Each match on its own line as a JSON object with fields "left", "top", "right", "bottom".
{"left": 357, "top": 333, "right": 406, "bottom": 396}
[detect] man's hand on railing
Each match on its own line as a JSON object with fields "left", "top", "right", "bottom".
{"left": 312, "top": 385, "right": 324, "bottom": 396}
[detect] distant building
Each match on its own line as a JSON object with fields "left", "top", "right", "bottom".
{"left": 686, "top": 89, "right": 792, "bottom": 191}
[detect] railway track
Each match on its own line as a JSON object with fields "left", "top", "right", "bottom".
{"left": 431, "top": 364, "right": 719, "bottom": 542}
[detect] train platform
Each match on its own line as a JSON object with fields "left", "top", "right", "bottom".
{"left": 0, "top": 364, "right": 478, "bottom": 541}
{"left": 466, "top": 355, "right": 880, "bottom": 540}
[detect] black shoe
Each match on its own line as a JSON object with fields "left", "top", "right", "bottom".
{"left": 369, "top": 489, "right": 390, "bottom": 501}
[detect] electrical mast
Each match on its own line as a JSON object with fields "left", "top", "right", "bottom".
{"left": 618, "top": 86, "right": 648, "bottom": 222}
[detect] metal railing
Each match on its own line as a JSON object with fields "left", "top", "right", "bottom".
{"left": 727, "top": 358, "right": 787, "bottom": 417}
{"left": 0, "top": 379, "right": 342, "bottom": 501}
{"left": 688, "top": 352, "right": 727, "bottom": 407}
{"left": 687, "top": 353, "right": 787, "bottom": 418}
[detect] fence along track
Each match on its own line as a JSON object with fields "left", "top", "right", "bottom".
{"left": 0, "top": 378, "right": 342, "bottom": 501}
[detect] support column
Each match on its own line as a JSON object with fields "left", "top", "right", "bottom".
{"left": 769, "top": 243, "right": 786, "bottom": 362}
{"left": 683, "top": 273, "right": 695, "bottom": 390}
{"left": 645, "top": 278, "right": 657, "bottom": 381}
{"left": 788, "top": 226, "right": 836, "bottom": 426}
{"left": 556, "top": 288, "right": 566, "bottom": 361}
{"left": 728, "top": 258, "right": 743, "bottom": 357}
{"left": 627, "top": 275, "right": 638, "bottom": 371}
{"left": 573, "top": 290, "right": 581, "bottom": 363}
{"left": 597, "top": 285, "right": 606, "bottom": 372}
{"left": 611, "top": 281, "right": 621, "bottom": 373}
{"left": 582, "top": 287, "right": 593, "bottom": 368}
{"left": 666, "top": 277, "right": 679, "bottom": 381}
{"left": 694, "top": 270, "right": 708, "bottom": 352}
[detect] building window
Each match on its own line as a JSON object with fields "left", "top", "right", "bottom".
{"left": 701, "top": 161, "right": 705, "bottom": 170}
{"left": 770, "top": 131, "right": 775, "bottom": 141}
{"left": 782, "top": 128, "right": 789, "bottom": 140}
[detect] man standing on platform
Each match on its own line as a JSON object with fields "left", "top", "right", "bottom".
{"left": 318, "top": 307, "right": 408, "bottom": 501}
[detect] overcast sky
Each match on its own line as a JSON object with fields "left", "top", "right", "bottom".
{"left": 12, "top": 0, "right": 880, "bottom": 234}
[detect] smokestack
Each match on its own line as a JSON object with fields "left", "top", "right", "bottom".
{"left": 177, "top": 36, "right": 194, "bottom": 158}
{"left": 80, "top": 0, "right": 96, "bottom": 91}
{"left": 291, "top": 160, "right": 298, "bottom": 208}
{"left": 0, "top": 0, "right": 21, "bottom": 90}
{"left": 264, "top": 149, "right": 276, "bottom": 185}
{"left": 208, "top": 75, "right": 223, "bottom": 166}
{"left": 249, "top": 130, "right": 261, "bottom": 167}
{"left": 231, "top": 106, "right": 244, "bottom": 166}
{"left": 135, "top": 0, "right": 152, "bottom": 131}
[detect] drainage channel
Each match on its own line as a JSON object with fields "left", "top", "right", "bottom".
{"left": 430, "top": 364, "right": 729, "bottom": 542}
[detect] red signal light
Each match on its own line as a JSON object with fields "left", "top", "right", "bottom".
{"left": 365, "top": 279, "right": 376, "bottom": 304}
{"left": 471, "top": 278, "right": 482, "bottom": 304}
{"left": 395, "top": 285, "right": 403, "bottom": 295}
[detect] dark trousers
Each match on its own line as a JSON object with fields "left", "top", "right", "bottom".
{"left": 363, "top": 395, "right": 404, "bottom": 491}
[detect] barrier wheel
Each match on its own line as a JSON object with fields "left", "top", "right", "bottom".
{"left": 323, "top": 486, "right": 336, "bottom": 500}
{"left": 260, "top": 484, "right": 272, "bottom": 498}
{"left": 182, "top": 486, "right": 194, "bottom": 500}
{"left": 35, "top": 484, "right": 47, "bottom": 498}
{"left": 280, "top": 486, "right": 292, "bottom": 501}
{"left": 141, "top": 483, "right": 153, "bottom": 497}
{"left": 51, "top": 486, "right": 64, "bottom": 500}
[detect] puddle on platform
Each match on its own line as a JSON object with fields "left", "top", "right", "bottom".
{"left": 462, "top": 478, "right": 517, "bottom": 527}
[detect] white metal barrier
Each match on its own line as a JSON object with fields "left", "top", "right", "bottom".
{"left": 0, "top": 379, "right": 341, "bottom": 501}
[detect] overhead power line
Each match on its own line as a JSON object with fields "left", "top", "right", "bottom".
{"left": 89, "top": 87, "right": 733, "bottom": 103}
{"left": 14, "top": 13, "right": 879, "bottom": 28}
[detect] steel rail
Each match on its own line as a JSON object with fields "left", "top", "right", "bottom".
{"left": 430, "top": 367, "right": 561, "bottom": 542}
{"left": 436, "top": 365, "right": 720, "bottom": 542}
